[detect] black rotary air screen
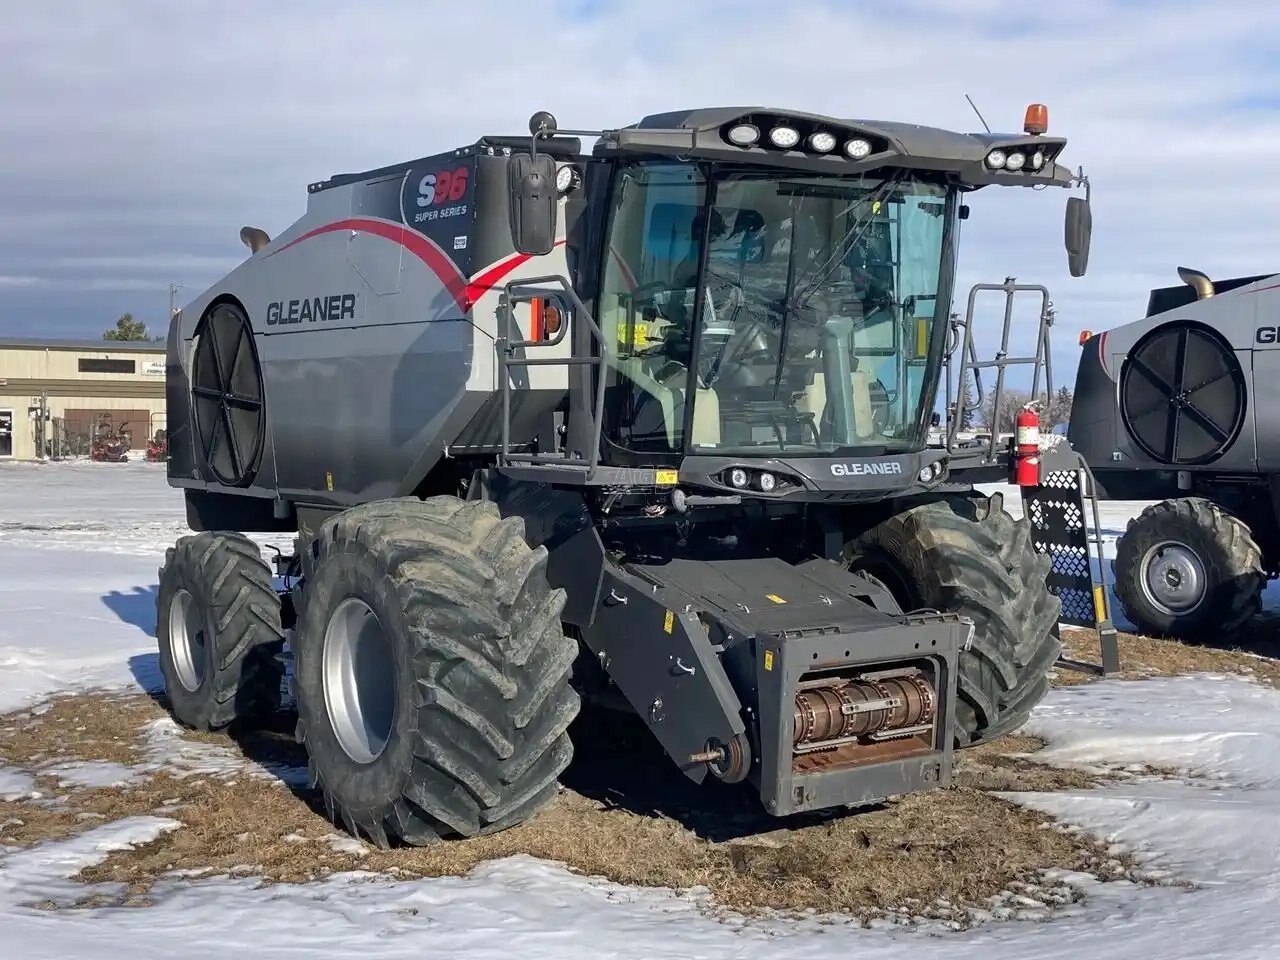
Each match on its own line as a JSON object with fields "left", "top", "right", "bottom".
{"left": 192, "top": 304, "right": 266, "bottom": 485}
{"left": 1120, "top": 321, "right": 1245, "bottom": 465}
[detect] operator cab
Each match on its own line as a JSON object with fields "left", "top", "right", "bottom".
{"left": 594, "top": 162, "right": 950, "bottom": 464}
{"left": 504, "top": 107, "right": 1091, "bottom": 489}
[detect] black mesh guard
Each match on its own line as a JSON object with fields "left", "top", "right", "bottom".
{"left": 1022, "top": 470, "right": 1098, "bottom": 628}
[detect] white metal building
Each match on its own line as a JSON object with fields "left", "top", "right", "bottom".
{"left": 0, "top": 338, "right": 166, "bottom": 460}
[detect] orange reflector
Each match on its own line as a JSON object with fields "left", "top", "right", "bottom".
{"left": 543, "top": 302, "right": 562, "bottom": 338}
{"left": 1079, "top": 329, "right": 1093, "bottom": 345}
{"left": 1024, "top": 103, "right": 1049, "bottom": 136}
{"left": 529, "top": 297, "right": 543, "bottom": 341}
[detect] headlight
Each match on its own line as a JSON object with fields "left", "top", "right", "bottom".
{"left": 726, "top": 123, "right": 760, "bottom": 147}
{"left": 555, "top": 165, "right": 580, "bottom": 193}
{"left": 769, "top": 125, "right": 801, "bottom": 149}
{"left": 728, "top": 468, "right": 749, "bottom": 489}
{"left": 918, "top": 462, "right": 941, "bottom": 483}
{"left": 1005, "top": 151, "right": 1026, "bottom": 172}
{"left": 757, "top": 472, "right": 778, "bottom": 492}
{"left": 1030, "top": 150, "right": 1045, "bottom": 170}
{"left": 844, "top": 138, "right": 873, "bottom": 159}
{"left": 985, "top": 149, "right": 1007, "bottom": 169}
{"left": 807, "top": 131, "right": 837, "bottom": 154}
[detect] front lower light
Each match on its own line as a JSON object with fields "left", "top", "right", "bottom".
{"left": 807, "top": 131, "right": 837, "bottom": 153}
{"left": 729, "top": 468, "right": 749, "bottom": 489}
{"left": 757, "top": 471, "right": 778, "bottom": 492}
{"left": 1005, "top": 151, "right": 1026, "bottom": 172}
{"left": 726, "top": 123, "right": 760, "bottom": 147}
{"left": 844, "top": 138, "right": 873, "bottom": 159}
{"left": 769, "top": 125, "right": 801, "bottom": 149}
{"left": 918, "top": 463, "right": 939, "bottom": 484}
{"left": 985, "top": 149, "right": 1007, "bottom": 169}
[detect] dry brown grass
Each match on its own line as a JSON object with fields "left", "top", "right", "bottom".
{"left": 1, "top": 691, "right": 1149, "bottom": 922}
{"left": 1060, "top": 626, "right": 1280, "bottom": 688}
{"left": 0, "top": 694, "right": 157, "bottom": 767}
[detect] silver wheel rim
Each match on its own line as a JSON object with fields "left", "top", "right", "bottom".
{"left": 1140, "top": 540, "right": 1207, "bottom": 616}
{"left": 169, "top": 589, "right": 207, "bottom": 692}
{"left": 322, "top": 598, "right": 395, "bottom": 764}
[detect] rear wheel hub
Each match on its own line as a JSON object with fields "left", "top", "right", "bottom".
{"left": 1140, "top": 540, "right": 1206, "bottom": 615}
{"left": 322, "top": 598, "right": 395, "bottom": 764}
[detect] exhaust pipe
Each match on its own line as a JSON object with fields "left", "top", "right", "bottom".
{"left": 1177, "top": 266, "right": 1215, "bottom": 300}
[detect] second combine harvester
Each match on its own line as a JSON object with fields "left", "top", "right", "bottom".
{"left": 157, "top": 103, "right": 1097, "bottom": 845}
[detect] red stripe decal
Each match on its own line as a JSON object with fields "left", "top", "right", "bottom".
{"left": 463, "top": 240, "right": 571, "bottom": 304}
{"left": 267, "top": 221, "right": 582, "bottom": 311}
{"left": 609, "top": 248, "right": 638, "bottom": 291}
{"left": 267, "top": 217, "right": 468, "bottom": 309}
{"left": 1098, "top": 330, "right": 1109, "bottom": 377}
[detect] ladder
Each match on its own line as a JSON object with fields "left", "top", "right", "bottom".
{"left": 946, "top": 279, "right": 1121, "bottom": 677}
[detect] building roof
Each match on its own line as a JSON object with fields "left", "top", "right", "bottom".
{"left": 0, "top": 337, "right": 165, "bottom": 353}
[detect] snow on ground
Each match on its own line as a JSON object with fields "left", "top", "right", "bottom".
{"left": 0, "top": 767, "right": 39, "bottom": 802}
{"left": 2, "top": 461, "right": 1280, "bottom": 958}
{"left": 37, "top": 760, "right": 139, "bottom": 791}
{"left": 138, "top": 716, "right": 308, "bottom": 787}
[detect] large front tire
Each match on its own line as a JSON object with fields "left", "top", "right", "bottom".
{"left": 845, "top": 494, "right": 1061, "bottom": 747}
{"left": 293, "top": 497, "right": 579, "bottom": 846}
{"left": 1113, "top": 497, "right": 1263, "bottom": 639}
{"left": 156, "top": 532, "right": 285, "bottom": 730}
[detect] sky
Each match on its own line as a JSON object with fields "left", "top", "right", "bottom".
{"left": 2, "top": 0, "right": 1279, "bottom": 384}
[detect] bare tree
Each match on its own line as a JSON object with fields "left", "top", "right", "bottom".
{"left": 1043, "top": 385, "right": 1074, "bottom": 430}
{"left": 959, "top": 373, "right": 977, "bottom": 430}
{"left": 981, "top": 388, "right": 1044, "bottom": 433}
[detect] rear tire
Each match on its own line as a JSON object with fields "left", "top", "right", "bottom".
{"left": 293, "top": 496, "right": 579, "bottom": 846}
{"left": 156, "top": 532, "right": 285, "bottom": 730}
{"left": 845, "top": 493, "right": 1061, "bottom": 747}
{"left": 1113, "top": 497, "right": 1263, "bottom": 639}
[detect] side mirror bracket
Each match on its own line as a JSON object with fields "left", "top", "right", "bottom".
{"left": 1064, "top": 169, "right": 1092, "bottom": 278}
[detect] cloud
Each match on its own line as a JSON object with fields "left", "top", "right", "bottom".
{"left": 2, "top": 0, "right": 1278, "bottom": 394}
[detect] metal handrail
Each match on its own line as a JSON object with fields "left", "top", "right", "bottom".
{"left": 498, "top": 274, "right": 608, "bottom": 480}
{"left": 946, "top": 279, "right": 1055, "bottom": 462}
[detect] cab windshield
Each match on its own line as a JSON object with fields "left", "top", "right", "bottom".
{"left": 597, "top": 163, "right": 955, "bottom": 459}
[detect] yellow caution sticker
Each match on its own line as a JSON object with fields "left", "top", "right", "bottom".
{"left": 765, "top": 593, "right": 787, "bottom": 604}
{"left": 764, "top": 650, "right": 774, "bottom": 671}
{"left": 655, "top": 469, "right": 679, "bottom": 487}
{"left": 663, "top": 609, "right": 674, "bottom": 634}
{"left": 1093, "top": 585, "right": 1107, "bottom": 624}
{"left": 325, "top": 471, "right": 334, "bottom": 492}
{"left": 619, "top": 321, "right": 650, "bottom": 350}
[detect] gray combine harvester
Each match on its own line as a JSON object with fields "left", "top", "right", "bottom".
{"left": 157, "top": 103, "right": 1107, "bottom": 846}
{"left": 1070, "top": 267, "right": 1280, "bottom": 639}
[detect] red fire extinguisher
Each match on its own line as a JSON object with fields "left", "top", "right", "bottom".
{"left": 1015, "top": 402, "right": 1041, "bottom": 487}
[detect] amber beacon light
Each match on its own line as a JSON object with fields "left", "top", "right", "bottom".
{"left": 1024, "top": 103, "right": 1049, "bottom": 136}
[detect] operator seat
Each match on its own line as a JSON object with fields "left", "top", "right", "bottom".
{"left": 621, "top": 359, "right": 721, "bottom": 450}
{"left": 798, "top": 370, "right": 875, "bottom": 441}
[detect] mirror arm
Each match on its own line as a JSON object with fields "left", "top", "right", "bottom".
{"left": 529, "top": 127, "right": 608, "bottom": 160}
{"left": 1069, "top": 165, "right": 1091, "bottom": 202}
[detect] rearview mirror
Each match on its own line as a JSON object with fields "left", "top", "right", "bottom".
{"left": 1065, "top": 196, "right": 1092, "bottom": 278}
{"left": 508, "top": 153, "right": 558, "bottom": 256}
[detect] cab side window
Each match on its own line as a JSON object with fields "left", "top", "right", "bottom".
{"left": 597, "top": 163, "right": 706, "bottom": 455}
